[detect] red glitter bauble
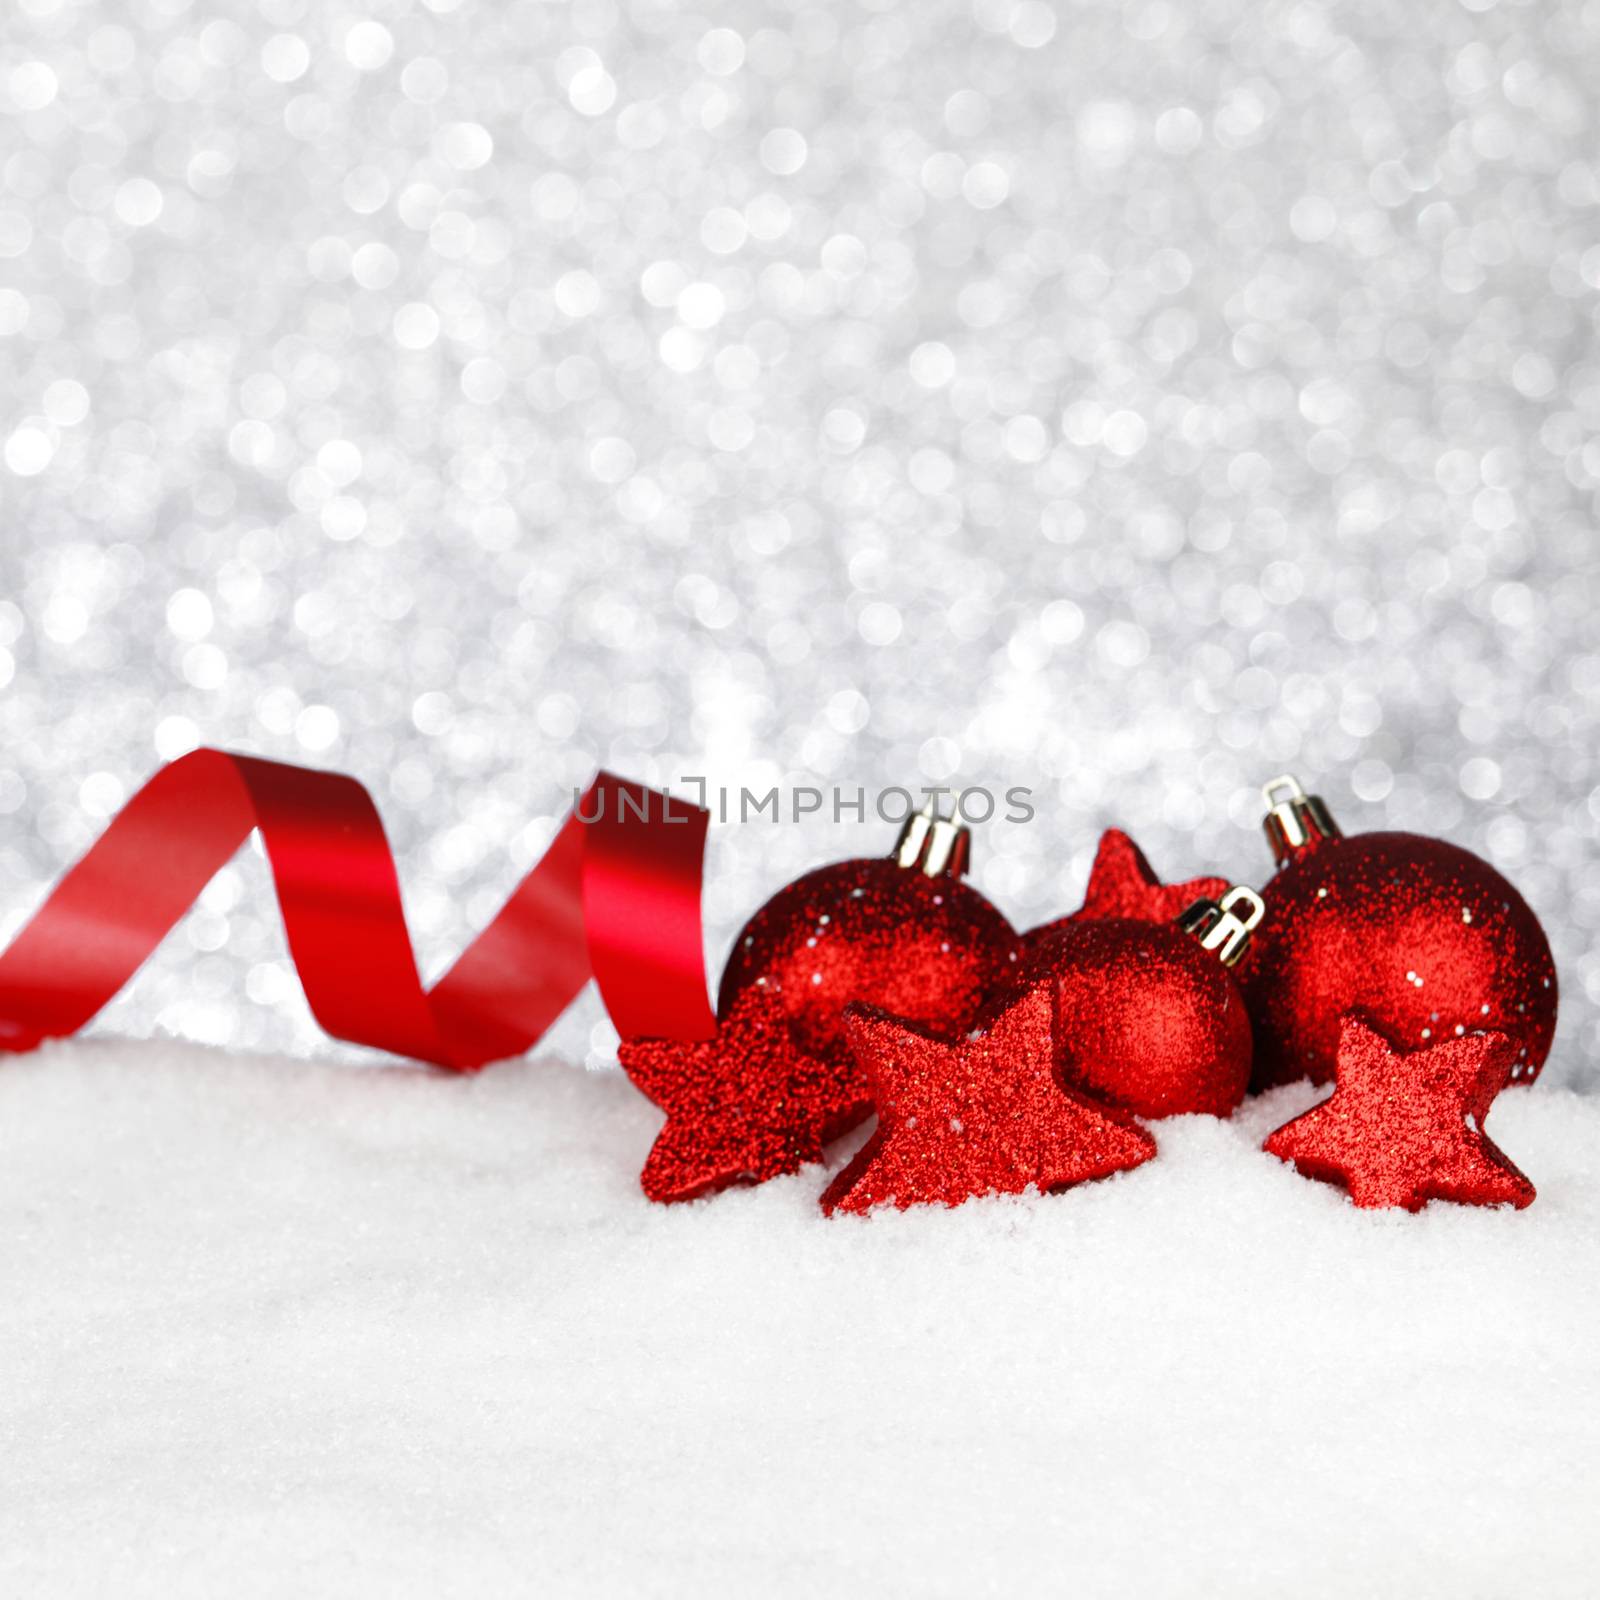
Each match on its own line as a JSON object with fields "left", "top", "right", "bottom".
{"left": 1264, "top": 1013, "right": 1535, "bottom": 1211}
{"left": 717, "top": 857, "right": 1019, "bottom": 1062}
{"left": 618, "top": 815, "right": 1019, "bottom": 1201}
{"left": 1017, "top": 917, "right": 1253, "bottom": 1118}
{"left": 1236, "top": 779, "right": 1558, "bottom": 1092}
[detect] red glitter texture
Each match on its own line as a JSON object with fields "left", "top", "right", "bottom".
{"left": 717, "top": 858, "right": 1019, "bottom": 1060}
{"left": 1018, "top": 918, "right": 1252, "bottom": 1118}
{"left": 620, "top": 855, "right": 1018, "bottom": 1202}
{"left": 820, "top": 985, "right": 1157, "bottom": 1216}
{"left": 618, "top": 986, "right": 861, "bottom": 1202}
{"left": 1236, "top": 831, "right": 1557, "bottom": 1092}
{"left": 1264, "top": 1013, "right": 1535, "bottom": 1211}
{"left": 1026, "top": 828, "right": 1229, "bottom": 933}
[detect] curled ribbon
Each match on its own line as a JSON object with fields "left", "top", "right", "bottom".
{"left": 0, "top": 749, "right": 717, "bottom": 1068}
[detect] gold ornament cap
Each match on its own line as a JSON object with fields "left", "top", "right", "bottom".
{"left": 1260, "top": 774, "right": 1341, "bottom": 865}
{"left": 1177, "top": 884, "right": 1266, "bottom": 967}
{"left": 891, "top": 798, "right": 971, "bottom": 879}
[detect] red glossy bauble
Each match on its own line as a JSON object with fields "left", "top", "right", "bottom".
{"left": 719, "top": 855, "right": 1019, "bottom": 1065}
{"left": 1018, "top": 916, "right": 1253, "bottom": 1119}
{"left": 1236, "top": 779, "right": 1558, "bottom": 1091}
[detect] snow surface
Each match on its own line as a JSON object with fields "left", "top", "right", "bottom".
{"left": 3, "top": 1039, "right": 1598, "bottom": 1598}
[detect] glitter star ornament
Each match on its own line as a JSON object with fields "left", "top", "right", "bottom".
{"left": 1015, "top": 887, "right": 1265, "bottom": 1119}
{"left": 1030, "top": 828, "right": 1230, "bottom": 930}
{"left": 819, "top": 985, "right": 1157, "bottom": 1216}
{"left": 618, "top": 986, "right": 860, "bottom": 1202}
{"left": 1263, "top": 1014, "right": 1535, "bottom": 1211}
{"left": 1236, "top": 777, "right": 1559, "bottom": 1092}
{"left": 619, "top": 804, "right": 1019, "bottom": 1201}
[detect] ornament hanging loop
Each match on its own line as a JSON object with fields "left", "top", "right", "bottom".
{"left": 892, "top": 798, "right": 971, "bottom": 879}
{"left": 1177, "top": 884, "right": 1266, "bottom": 967}
{"left": 1261, "top": 774, "right": 1341, "bottom": 864}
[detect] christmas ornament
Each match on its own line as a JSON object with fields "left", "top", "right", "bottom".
{"left": 1031, "top": 827, "right": 1230, "bottom": 930}
{"left": 0, "top": 749, "right": 715, "bottom": 1068}
{"left": 1236, "top": 775, "right": 1558, "bottom": 1091}
{"left": 1263, "top": 1012, "right": 1535, "bottom": 1210}
{"left": 716, "top": 804, "right": 1018, "bottom": 1057}
{"left": 1016, "top": 886, "right": 1264, "bottom": 1118}
{"left": 819, "top": 984, "right": 1157, "bottom": 1215}
{"left": 619, "top": 803, "right": 1020, "bottom": 1201}
{"left": 618, "top": 985, "right": 860, "bottom": 1203}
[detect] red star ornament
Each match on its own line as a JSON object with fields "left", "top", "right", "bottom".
{"left": 820, "top": 984, "right": 1157, "bottom": 1216}
{"left": 619, "top": 985, "right": 868, "bottom": 1203}
{"left": 1263, "top": 1013, "right": 1535, "bottom": 1211}
{"left": 1063, "top": 830, "right": 1230, "bottom": 925}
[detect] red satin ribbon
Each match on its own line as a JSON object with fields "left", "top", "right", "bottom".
{"left": 0, "top": 749, "right": 716, "bottom": 1068}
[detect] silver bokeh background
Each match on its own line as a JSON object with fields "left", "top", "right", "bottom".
{"left": 1, "top": 0, "right": 1596, "bottom": 1086}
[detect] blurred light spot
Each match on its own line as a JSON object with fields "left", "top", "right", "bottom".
{"left": 1460, "top": 757, "right": 1502, "bottom": 801}
{"left": 858, "top": 602, "right": 902, "bottom": 645}
{"left": 760, "top": 129, "right": 808, "bottom": 175}
{"left": 296, "top": 705, "right": 341, "bottom": 752}
{"left": 167, "top": 588, "right": 214, "bottom": 640}
{"left": 5, "top": 424, "right": 54, "bottom": 476}
{"left": 345, "top": 20, "right": 394, "bottom": 71}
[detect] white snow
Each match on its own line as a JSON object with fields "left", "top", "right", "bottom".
{"left": 2, "top": 1039, "right": 1598, "bottom": 1597}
